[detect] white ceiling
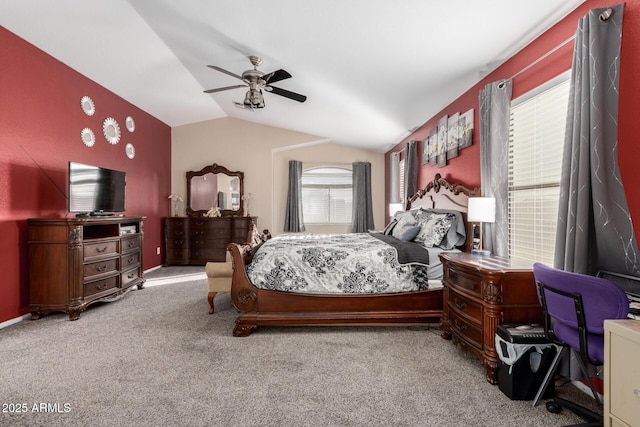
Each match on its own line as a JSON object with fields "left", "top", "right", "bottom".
{"left": 1, "top": 0, "right": 584, "bottom": 152}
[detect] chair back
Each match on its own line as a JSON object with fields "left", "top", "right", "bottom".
{"left": 533, "top": 263, "right": 629, "bottom": 364}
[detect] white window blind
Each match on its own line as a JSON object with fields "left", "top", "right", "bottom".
{"left": 302, "top": 167, "right": 352, "bottom": 224}
{"left": 508, "top": 74, "right": 570, "bottom": 265}
{"left": 399, "top": 159, "right": 405, "bottom": 205}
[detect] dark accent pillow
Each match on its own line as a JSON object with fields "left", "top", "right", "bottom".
{"left": 393, "top": 225, "right": 421, "bottom": 242}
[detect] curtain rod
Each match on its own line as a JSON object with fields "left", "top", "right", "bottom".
{"left": 502, "top": 35, "right": 575, "bottom": 84}
{"left": 501, "top": 7, "right": 615, "bottom": 85}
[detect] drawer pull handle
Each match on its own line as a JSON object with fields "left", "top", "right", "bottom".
{"left": 127, "top": 240, "right": 135, "bottom": 248}
{"left": 127, "top": 257, "right": 136, "bottom": 264}
{"left": 454, "top": 298, "right": 467, "bottom": 309}
{"left": 95, "top": 265, "right": 107, "bottom": 272}
{"left": 127, "top": 273, "right": 135, "bottom": 279}
{"left": 453, "top": 319, "right": 467, "bottom": 331}
{"left": 95, "top": 282, "right": 108, "bottom": 290}
{"left": 96, "top": 247, "right": 108, "bottom": 253}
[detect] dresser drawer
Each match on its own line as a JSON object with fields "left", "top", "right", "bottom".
{"left": 191, "top": 218, "right": 231, "bottom": 229}
{"left": 448, "top": 309, "right": 483, "bottom": 349}
{"left": 190, "top": 227, "right": 230, "bottom": 239}
{"left": 84, "top": 240, "right": 118, "bottom": 259}
{"left": 121, "top": 251, "right": 140, "bottom": 269}
{"left": 191, "top": 247, "right": 227, "bottom": 262}
{"left": 448, "top": 290, "right": 483, "bottom": 326}
{"left": 121, "top": 235, "right": 140, "bottom": 253}
{"left": 121, "top": 268, "right": 141, "bottom": 287}
{"left": 446, "top": 264, "right": 481, "bottom": 298}
{"left": 84, "top": 275, "right": 118, "bottom": 297}
{"left": 84, "top": 258, "right": 119, "bottom": 279}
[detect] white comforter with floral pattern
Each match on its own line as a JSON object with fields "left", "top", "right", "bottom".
{"left": 246, "top": 233, "right": 432, "bottom": 294}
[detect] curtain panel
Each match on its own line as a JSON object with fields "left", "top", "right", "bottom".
{"left": 351, "top": 162, "right": 374, "bottom": 233}
{"left": 283, "top": 160, "right": 305, "bottom": 233}
{"left": 403, "top": 140, "right": 418, "bottom": 208}
{"left": 478, "top": 80, "right": 512, "bottom": 257}
{"left": 389, "top": 152, "right": 400, "bottom": 204}
{"left": 555, "top": 4, "right": 640, "bottom": 276}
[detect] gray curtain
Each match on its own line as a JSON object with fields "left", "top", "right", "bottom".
{"left": 352, "top": 162, "right": 374, "bottom": 233}
{"left": 404, "top": 140, "right": 418, "bottom": 208}
{"left": 478, "top": 80, "right": 512, "bottom": 257}
{"left": 283, "top": 160, "right": 305, "bottom": 232}
{"left": 389, "top": 152, "right": 400, "bottom": 204}
{"left": 555, "top": 4, "right": 640, "bottom": 276}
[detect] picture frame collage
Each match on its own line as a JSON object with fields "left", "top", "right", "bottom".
{"left": 421, "top": 108, "right": 474, "bottom": 167}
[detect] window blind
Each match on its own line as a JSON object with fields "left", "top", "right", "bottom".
{"left": 302, "top": 167, "right": 352, "bottom": 224}
{"left": 508, "top": 74, "right": 570, "bottom": 265}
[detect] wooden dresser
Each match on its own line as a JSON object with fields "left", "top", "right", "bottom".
{"left": 28, "top": 216, "right": 145, "bottom": 321}
{"left": 604, "top": 319, "right": 640, "bottom": 427}
{"left": 163, "top": 216, "right": 254, "bottom": 265}
{"left": 439, "top": 252, "right": 543, "bottom": 384}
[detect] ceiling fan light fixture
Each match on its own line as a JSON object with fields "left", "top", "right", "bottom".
{"left": 243, "top": 88, "right": 264, "bottom": 108}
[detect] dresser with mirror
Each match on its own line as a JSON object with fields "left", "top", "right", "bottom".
{"left": 164, "top": 163, "right": 255, "bottom": 265}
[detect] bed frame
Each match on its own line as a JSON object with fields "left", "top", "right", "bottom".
{"left": 227, "top": 174, "right": 479, "bottom": 336}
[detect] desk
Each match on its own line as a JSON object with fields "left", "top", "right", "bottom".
{"left": 439, "top": 252, "right": 544, "bottom": 384}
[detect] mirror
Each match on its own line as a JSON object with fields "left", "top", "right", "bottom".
{"left": 186, "top": 163, "right": 244, "bottom": 217}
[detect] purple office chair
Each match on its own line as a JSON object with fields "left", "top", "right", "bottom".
{"left": 532, "top": 263, "right": 629, "bottom": 426}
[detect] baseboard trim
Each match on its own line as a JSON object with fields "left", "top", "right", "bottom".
{"left": 0, "top": 313, "right": 31, "bottom": 330}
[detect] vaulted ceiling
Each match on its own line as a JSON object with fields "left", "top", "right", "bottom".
{"left": 1, "top": 0, "right": 584, "bottom": 152}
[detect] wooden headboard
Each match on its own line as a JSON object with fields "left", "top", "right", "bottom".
{"left": 407, "top": 174, "right": 479, "bottom": 213}
{"left": 406, "top": 174, "right": 480, "bottom": 251}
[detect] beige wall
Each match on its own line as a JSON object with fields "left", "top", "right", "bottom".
{"left": 171, "top": 117, "right": 385, "bottom": 235}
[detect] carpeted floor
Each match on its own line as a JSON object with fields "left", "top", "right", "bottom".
{"left": 0, "top": 266, "right": 601, "bottom": 426}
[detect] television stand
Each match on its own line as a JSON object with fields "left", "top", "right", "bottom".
{"left": 28, "top": 216, "right": 145, "bottom": 320}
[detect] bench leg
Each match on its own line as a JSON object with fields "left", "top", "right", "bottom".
{"left": 207, "top": 292, "right": 217, "bottom": 314}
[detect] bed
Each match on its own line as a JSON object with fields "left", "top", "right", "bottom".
{"left": 228, "top": 174, "right": 479, "bottom": 336}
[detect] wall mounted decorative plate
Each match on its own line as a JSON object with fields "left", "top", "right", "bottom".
{"left": 125, "top": 116, "right": 135, "bottom": 132}
{"left": 81, "top": 128, "right": 95, "bottom": 147}
{"left": 125, "top": 143, "right": 135, "bottom": 159}
{"left": 102, "top": 117, "right": 121, "bottom": 145}
{"left": 80, "top": 96, "right": 95, "bottom": 116}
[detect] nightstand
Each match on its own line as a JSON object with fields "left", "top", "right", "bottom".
{"left": 439, "top": 252, "right": 544, "bottom": 384}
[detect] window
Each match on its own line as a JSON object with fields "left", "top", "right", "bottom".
{"left": 301, "top": 167, "right": 352, "bottom": 224}
{"left": 508, "top": 73, "right": 570, "bottom": 265}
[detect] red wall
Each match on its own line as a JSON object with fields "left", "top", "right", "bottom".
{"left": 0, "top": 27, "right": 172, "bottom": 323}
{"left": 386, "top": 0, "right": 640, "bottom": 243}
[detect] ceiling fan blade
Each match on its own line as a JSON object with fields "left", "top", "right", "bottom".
{"left": 207, "top": 65, "right": 243, "bottom": 81}
{"left": 268, "top": 86, "right": 307, "bottom": 103}
{"left": 204, "top": 84, "right": 247, "bottom": 94}
{"left": 262, "top": 69, "right": 292, "bottom": 84}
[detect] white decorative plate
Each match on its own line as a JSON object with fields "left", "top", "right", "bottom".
{"left": 125, "top": 143, "right": 135, "bottom": 159}
{"left": 80, "top": 96, "right": 95, "bottom": 116}
{"left": 125, "top": 116, "right": 135, "bottom": 132}
{"left": 102, "top": 117, "right": 121, "bottom": 145}
{"left": 81, "top": 128, "right": 95, "bottom": 147}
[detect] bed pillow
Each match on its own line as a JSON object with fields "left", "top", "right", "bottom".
{"left": 412, "top": 211, "right": 455, "bottom": 247}
{"left": 393, "top": 225, "right": 422, "bottom": 242}
{"left": 382, "top": 218, "right": 398, "bottom": 235}
{"left": 391, "top": 213, "right": 417, "bottom": 240}
{"left": 420, "top": 208, "right": 466, "bottom": 249}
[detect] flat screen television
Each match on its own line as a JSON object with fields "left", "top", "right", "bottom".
{"left": 68, "top": 162, "right": 126, "bottom": 216}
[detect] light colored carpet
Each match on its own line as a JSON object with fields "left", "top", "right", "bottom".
{"left": 0, "top": 267, "right": 600, "bottom": 426}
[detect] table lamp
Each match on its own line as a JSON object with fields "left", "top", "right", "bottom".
{"left": 467, "top": 197, "right": 495, "bottom": 256}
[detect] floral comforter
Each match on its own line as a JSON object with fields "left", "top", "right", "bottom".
{"left": 246, "top": 233, "right": 431, "bottom": 294}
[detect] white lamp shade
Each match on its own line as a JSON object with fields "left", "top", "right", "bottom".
{"left": 388, "top": 203, "right": 404, "bottom": 217}
{"left": 467, "top": 197, "right": 496, "bottom": 223}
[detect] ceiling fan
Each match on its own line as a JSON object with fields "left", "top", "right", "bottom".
{"left": 204, "top": 56, "right": 307, "bottom": 109}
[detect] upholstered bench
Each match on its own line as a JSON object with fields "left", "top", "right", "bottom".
{"left": 205, "top": 252, "right": 233, "bottom": 314}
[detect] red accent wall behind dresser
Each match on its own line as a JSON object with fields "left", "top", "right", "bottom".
{"left": 385, "top": 0, "right": 640, "bottom": 242}
{"left": 0, "top": 27, "right": 172, "bottom": 323}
